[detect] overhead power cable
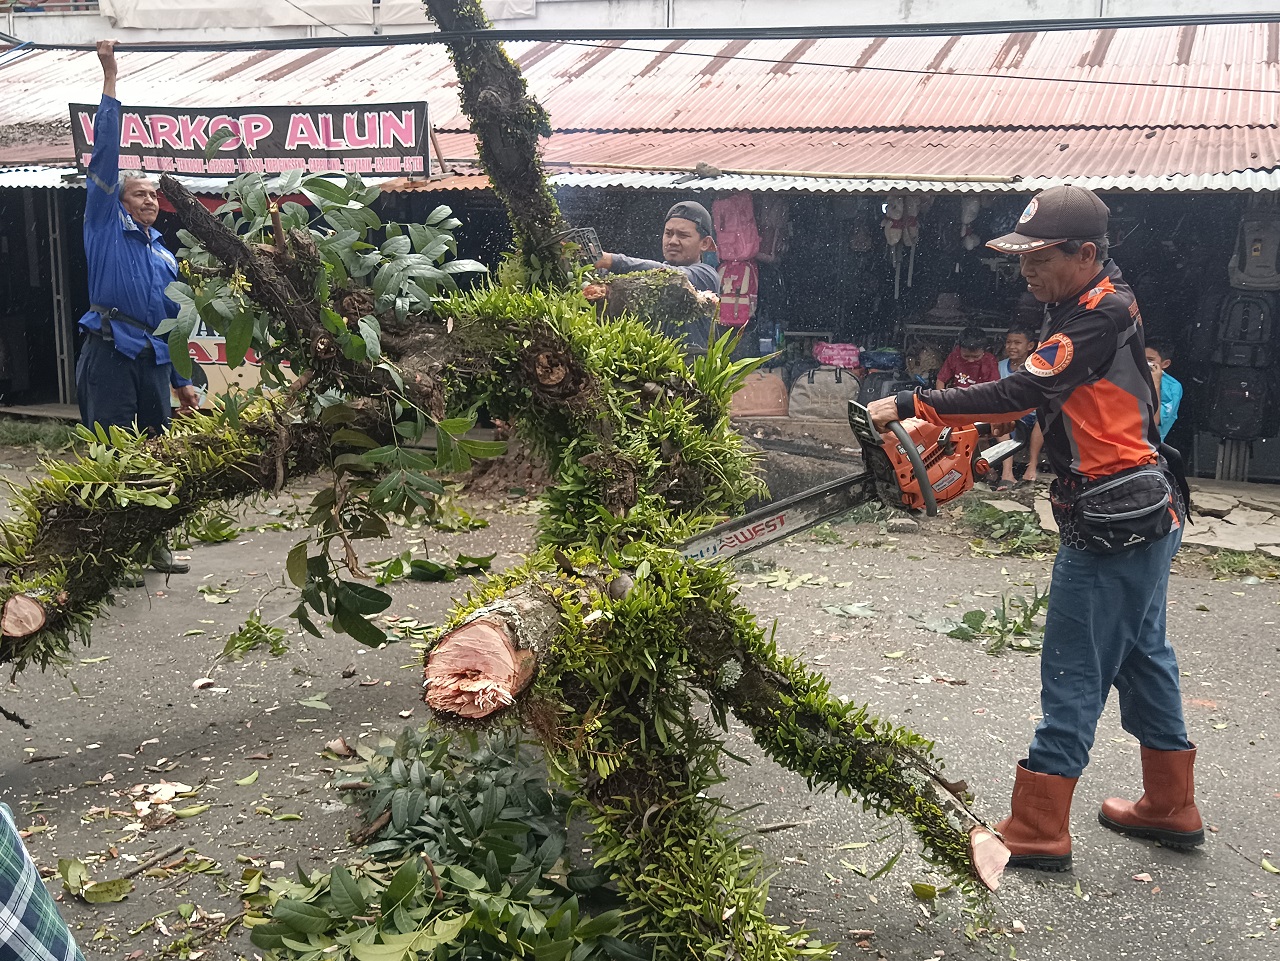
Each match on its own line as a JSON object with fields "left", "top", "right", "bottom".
{"left": 1, "top": 10, "right": 1279, "bottom": 52}
{"left": 2, "top": 12, "right": 1280, "bottom": 97}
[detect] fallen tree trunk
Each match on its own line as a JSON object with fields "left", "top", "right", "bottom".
{"left": 0, "top": 406, "right": 328, "bottom": 675}
{"left": 425, "top": 557, "right": 1010, "bottom": 892}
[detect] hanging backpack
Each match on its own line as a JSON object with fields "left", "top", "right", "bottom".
{"left": 1204, "top": 365, "right": 1280, "bottom": 441}
{"left": 1228, "top": 209, "right": 1280, "bottom": 290}
{"left": 718, "top": 261, "right": 758, "bottom": 329}
{"left": 757, "top": 198, "right": 791, "bottom": 264}
{"left": 712, "top": 193, "right": 761, "bottom": 263}
{"left": 1214, "top": 291, "right": 1275, "bottom": 367}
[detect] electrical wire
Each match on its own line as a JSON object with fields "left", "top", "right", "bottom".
{"left": 2, "top": 12, "right": 1280, "bottom": 96}
{"left": 278, "top": 0, "right": 352, "bottom": 38}
{"left": 553, "top": 37, "right": 1280, "bottom": 98}
{"left": 1, "top": 10, "right": 1279, "bottom": 51}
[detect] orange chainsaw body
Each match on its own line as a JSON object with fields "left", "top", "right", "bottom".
{"left": 879, "top": 419, "right": 981, "bottom": 512}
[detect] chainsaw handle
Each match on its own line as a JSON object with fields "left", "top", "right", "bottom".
{"left": 887, "top": 420, "right": 939, "bottom": 517}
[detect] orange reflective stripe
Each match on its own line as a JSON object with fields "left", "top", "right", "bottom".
{"left": 1060, "top": 378, "right": 1157, "bottom": 479}
{"left": 1078, "top": 276, "right": 1116, "bottom": 311}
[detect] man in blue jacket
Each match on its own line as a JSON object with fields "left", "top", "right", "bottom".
{"left": 77, "top": 40, "right": 198, "bottom": 575}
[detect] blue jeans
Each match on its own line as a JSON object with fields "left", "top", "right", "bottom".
{"left": 1027, "top": 527, "right": 1189, "bottom": 778}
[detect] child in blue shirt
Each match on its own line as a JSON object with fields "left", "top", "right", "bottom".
{"left": 1145, "top": 338, "right": 1183, "bottom": 443}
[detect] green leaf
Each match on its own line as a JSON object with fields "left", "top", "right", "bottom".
{"left": 249, "top": 921, "right": 292, "bottom": 950}
{"left": 203, "top": 126, "right": 237, "bottom": 159}
{"left": 301, "top": 176, "right": 353, "bottom": 206}
{"left": 172, "top": 804, "right": 211, "bottom": 819}
{"left": 335, "top": 603, "right": 384, "bottom": 650}
{"left": 82, "top": 878, "right": 134, "bottom": 903}
{"left": 328, "top": 865, "right": 368, "bottom": 920}
{"left": 380, "top": 860, "right": 420, "bottom": 915}
{"left": 241, "top": 177, "right": 269, "bottom": 218}
{"left": 336, "top": 581, "right": 392, "bottom": 616}
{"left": 350, "top": 946, "right": 411, "bottom": 961}
{"left": 234, "top": 770, "right": 259, "bottom": 786}
{"left": 424, "top": 204, "right": 453, "bottom": 227}
{"left": 286, "top": 542, "right": 309, "bottom": 589}
{"left": 1262, "top": 858, "right": 1280, "bottom": 874}
{"left": 600, "top": 935, "right": 654, "bottom": 961}
{"left": 331, "top": 428, "right": 380, "bottom": 450}
{"left": 224, "top": 313, "right": 255, "bottom": 369}
{"left": 271, "top": 898, "right": 334, "bottom": 935}
{"left": 436, "top": 417, "right": 473, "bottom": 436}
{"left": 566, "top": 864, "right": 612, "bottom": 892}
{"left": 58, "top": 858, "right": 89, "bottom": 895}
{"left": 358, "top": 317, "right": 382, "bottom": 361}
{"left": 455, "top": 438, "right": 507, "bottom": 459}
{"left": 574, "top": 909, "right": 625, "bottom": 940}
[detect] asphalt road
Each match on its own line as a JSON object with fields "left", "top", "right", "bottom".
{"left": 1, "top": 460, "right": 1276, "bottom": 961}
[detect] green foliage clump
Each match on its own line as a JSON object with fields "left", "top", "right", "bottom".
{"left": 440, "top": 284, "right": 766, "bottom": 551}
{"left": 0, "top": 411, "right": 281, "bottom": 675}
{"left": 0, "top": 417, "right": 80, "bottom": 451}
{"left": 431, "top": 542, "right": 985, "bottom": 956}
{"left": 964, "top": 503, "right": 1058, "bottom": 556}
{"left": 244, "top": 727, "right": 646, "bottom": 961}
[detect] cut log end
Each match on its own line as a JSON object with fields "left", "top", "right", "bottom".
{"left": 423, "top": 615, "right": 536, "bottom": 718}
{"left": 2, "top": 595, "right": 46, "bottom": 640}
{"left": 969, "top": 826, "right": 1010, "bottom": 891}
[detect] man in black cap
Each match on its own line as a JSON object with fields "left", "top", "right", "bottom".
{"left": 595, "top": 201, "right": 720, "bottom": 349}
{"left": 869, "top": 185, "right": 1201, "bottom": 873}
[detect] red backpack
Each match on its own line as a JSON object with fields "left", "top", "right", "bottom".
{"left": 718, "top": 261, "right": 758, "bottom": 328}
{"left": 712, "top": 193, "right": 760, "bottom": 263}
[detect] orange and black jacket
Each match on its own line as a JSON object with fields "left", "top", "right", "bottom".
{"left": 892, "top": 262, "right": 1160, "bottom": 486}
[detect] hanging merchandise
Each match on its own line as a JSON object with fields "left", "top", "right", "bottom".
{"left": 712, "top": 192, "right": 762, "bottom": 330}
{"left": 756, "top": 197, "right": 792, "bottom": 264}
{"left": 960, "top": 196, "right": 983, "bottom": 250}
{"left": 882, "top": 196, "right": 904, "bottom": 299}
{"left": 711, "top": 193, "right": 761, "bottom": 262}
{"left": 881, "top": 195, "right": 921, "bottom": 300}
{"left": 903, "top": 196, "right": 922, "bottom": 289}
{"left": 717, "top": 260, "right": 758, "bottom": 328}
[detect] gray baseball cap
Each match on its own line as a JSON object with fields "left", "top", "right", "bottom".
{"left": 666, "top": 201, "right": 715, "bottom": 238}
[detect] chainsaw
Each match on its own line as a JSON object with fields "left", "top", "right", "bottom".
{"left": 680, "top": 401, "right": 1022, "bottom": 563}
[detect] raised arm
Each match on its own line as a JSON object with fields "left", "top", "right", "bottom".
{"left": 85, "top": 40, "right": 122, "bottom": 229}
{"left": 98, "top": 39, "right": 117, "bottom": 100}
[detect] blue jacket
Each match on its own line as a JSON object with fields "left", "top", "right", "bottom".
{"left": 78, "top": 94, "right": 190, "bottom": 388}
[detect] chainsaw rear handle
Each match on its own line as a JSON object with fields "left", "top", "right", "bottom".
{"left": 886, "top": 419, "right": 939, "bottom": 517}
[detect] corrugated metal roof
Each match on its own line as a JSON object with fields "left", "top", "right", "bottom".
{"left": 535, "top": 126, "right": 1280, "bottom": 180}
{"left": 548, "top": 169, "right": 1280, "bottom": 194}
{"left": 3, "top": 21, "right": 1280, "bottom": 193}
{"left": 2, "top": 24, "right": 1279, "bottom": 134}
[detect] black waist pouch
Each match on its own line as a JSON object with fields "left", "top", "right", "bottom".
{"left": 1073, "top": 466, "right": 1176, "bottom": 554}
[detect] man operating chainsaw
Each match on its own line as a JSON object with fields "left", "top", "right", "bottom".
{"left": 869, "top": 185, "right": 1200, "bottom": 872}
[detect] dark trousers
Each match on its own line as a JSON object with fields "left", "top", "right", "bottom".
{"left": 75, "top": 332, "right": 173, "bottom": 435}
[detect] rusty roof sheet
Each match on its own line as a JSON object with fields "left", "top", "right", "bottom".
{"left": 1, "top": 23, "right": 1279, "bottom": 134}
{"left": 534, "top": 126, "right": 1280, "bottom": 180}
{"left": 2, "top": 21, "right": 1280, "bottom": 190}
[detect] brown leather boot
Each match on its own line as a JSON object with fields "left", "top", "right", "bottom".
{"left": 994, "top": 760, "right": 1079, "bottom": 872}
{"left": 1099, "top": 745, "right": 1204, "bottom": 848}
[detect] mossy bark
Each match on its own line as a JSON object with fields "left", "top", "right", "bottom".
{"left": 424, "top": 566, "right": 1010, "bottom": 891}
{"left": 421, "top": 0, "right": 566, "bottom": 285}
